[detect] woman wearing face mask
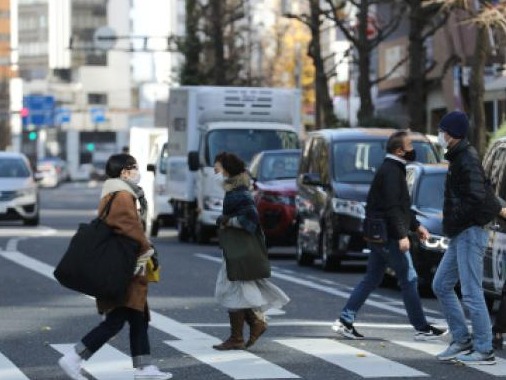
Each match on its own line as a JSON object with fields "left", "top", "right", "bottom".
{"left": 212, "top": 152, "right": 290, "bottom": 351}
{"left": 58, "top": 153, "right": 171, "bottom": 380}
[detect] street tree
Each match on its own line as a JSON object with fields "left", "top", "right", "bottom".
{"left": 177, "top": 0, "right": 250, "bottom": 86}
{"left": 322, "top": 0, "right": 406, "bottom": 124}
{"left": 285, "top": 0, "right": 341, "bottom": 129}
{"left": 433, "top": 0, "right": 506, "bottom": 155}
{"left": 403, "top": 0, "right": 448, "bottom": 131}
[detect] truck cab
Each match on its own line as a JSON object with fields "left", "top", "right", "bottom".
{"left": 166, "top": 86, "right": 301, "bottom": 244}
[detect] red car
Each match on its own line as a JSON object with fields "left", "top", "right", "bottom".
{"left": 248, "top": 149, "right": 301, "bottom": 247}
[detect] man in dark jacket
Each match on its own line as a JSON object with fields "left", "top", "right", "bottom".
{"left": 433, "top": 111, "right": 506, "bottom": 365}
{"left": 334, "top": 130, "right": 447, "bottom": 340}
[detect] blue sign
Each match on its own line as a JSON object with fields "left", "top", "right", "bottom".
{"left": 23, "top": 95, "right": 55, "bottom": 127}
{"left": 90, "top": 107, "right": 106, "bottom": 124}
{"left": 55, "top": 107, "right": 71, "bottom": 124}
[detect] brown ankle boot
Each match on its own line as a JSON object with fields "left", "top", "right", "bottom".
{"left": 244, "top": 309, "right": 267, "bottom": 348}
{"left": 213, "top": 311, "right": 246, "bottom": 350}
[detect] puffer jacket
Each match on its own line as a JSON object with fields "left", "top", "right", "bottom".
{"left": 443, "top": 139, "right": 501, "bottom": 237}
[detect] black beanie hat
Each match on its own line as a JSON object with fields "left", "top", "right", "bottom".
{"left": 438, "top": 111, "right": 469, "bottom": 139}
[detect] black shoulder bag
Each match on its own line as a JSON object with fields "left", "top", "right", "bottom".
{"left": 54, "top": 192, "right": 139, "bottom": 302}
{"left": 363, "top": 216, "right": 388, "bottom": 244}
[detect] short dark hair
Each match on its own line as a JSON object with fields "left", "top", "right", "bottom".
{"left": 214, "top": 151, "right": 245, "bottom": 177}
{"left": 386, "top": 130, "right": 408, "bottom": 154}
{"left": 105, "top": 153, "right": 137, "bottom": 178}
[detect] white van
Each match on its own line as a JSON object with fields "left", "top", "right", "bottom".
{"left": 146, "top": 138, "right": 173, "bottom": 236}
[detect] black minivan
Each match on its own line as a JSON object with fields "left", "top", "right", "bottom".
{"left": 296, "top": 128, "right": 440, "bottom": 271}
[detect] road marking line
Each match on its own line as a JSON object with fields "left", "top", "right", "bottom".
{"left": 3, "top": 250, "right": 299, "bottom": 380}
{"left": 393, "top": 340, "right": 506, "bottom": 376}
{"left": 52, "top": 344, "right": 133, "bottom": 380}
{"left": 195, "top": 253, "right": 443, "bottom": 320}
{"left": 165, "top": 340, "right": 299, "bottom": 379}
{"left": 275, "top": 339, "right": 428, "bottom": 378}
{"left": 0, "top": 352, "right": 29, "bottom": 380}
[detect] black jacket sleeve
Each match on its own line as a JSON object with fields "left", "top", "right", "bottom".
{"left": 381, "top": 168, "right": 409, "bottom": 239}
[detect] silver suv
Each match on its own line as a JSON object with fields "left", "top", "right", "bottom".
{"left": 0, "top": 152, "right": 39, "bottom": 225}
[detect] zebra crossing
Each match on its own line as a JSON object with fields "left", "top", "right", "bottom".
{"left": 2, "top": 250, "right": 506, "bottom": 379}
{"left": 1, "top": 333, "right": 506, "bottom": 379}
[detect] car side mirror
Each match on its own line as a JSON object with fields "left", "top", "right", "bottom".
{"left": 147, "top": 164, "right": 156, "bottom": 172}
{"left": 301, "top": 173, "right": 323, "bottom": 186}
{"left": 188, "top": 151, "right": 200, "bottom": 171}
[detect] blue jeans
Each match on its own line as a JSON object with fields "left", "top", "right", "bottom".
{"left": 432, "top": 226, "right": 492, "bottom": 353}
{"left": 340, "top": 239, "right": 428, "bottom": 331}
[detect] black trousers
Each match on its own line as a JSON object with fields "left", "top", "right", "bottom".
{"left": 81, "top": 307, "right": 150, "bottom": 360}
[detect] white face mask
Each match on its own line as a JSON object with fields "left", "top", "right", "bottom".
{"left": 128, "top": 169, "right": 141, "bottom": 185}
{"left": 213, "top": 172, "right": 224, "bottom": 183}
{"left": 438, "top": 131, "right": 448, "bottom": 150}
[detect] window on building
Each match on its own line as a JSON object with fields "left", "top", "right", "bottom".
{"left": 87, "top": 93, "right": 108, "bottom": 105}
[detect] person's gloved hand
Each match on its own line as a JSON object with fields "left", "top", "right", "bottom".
{"left": 216, "top": 215, "right": 230, "bottom": 227}
{"left": 134, "top": 248, "right": 154, "bottom": 276}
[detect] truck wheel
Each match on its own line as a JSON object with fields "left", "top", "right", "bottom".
{"left": 320, "top": 228, "right": 340, "bottom": 271}
{"left": 150, "top": 219, "right": 160, "bottom": 237}
{"left": 177, "top": 220, "right": 190, "bottom": 242}
{"left": 296, "top": 231, "right": 313, "bottom": 266}
{"left": 195, "top": 222, "right": 211, "bottom": 244}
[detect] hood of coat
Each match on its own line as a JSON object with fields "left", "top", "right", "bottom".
{"left": 101, "top": 178, "right": 138, "bottom": 199}
{"left": 223, "top": 172, "right": 251, "bottom": 192}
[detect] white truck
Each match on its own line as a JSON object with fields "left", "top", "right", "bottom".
{"left": 129, "top": 127, "right": 173, "bottom": 236}
{"left": 166, "top": 86, "right": 302, "bottom": 243}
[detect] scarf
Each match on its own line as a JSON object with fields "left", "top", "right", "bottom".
{"left": 222, "top": 172, "right": 259, "bottom": 233}
{"left": 101, "top": 178, "right": 148, "bottom": 220}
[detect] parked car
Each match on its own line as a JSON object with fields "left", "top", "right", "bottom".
{"left": 0, "top": 152, "right": 40, "bottom": 225}
{"left": 296, "top": 128, "right": 440, "bottom": 271}
{"left": 37, "top": 157, "right": 70, "bottom": 187}
{"left": 399, "top": 163, "right": 448, "bottom": 293}
{"left": 481, "top": 137, "right": 506, "bottom": 309}
{"left": 248, "top": 149, "right": 301, "bottom": 247}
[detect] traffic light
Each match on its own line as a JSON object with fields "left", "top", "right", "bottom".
{"left": 28, "top": 131, "right": 37, "bottom": 141}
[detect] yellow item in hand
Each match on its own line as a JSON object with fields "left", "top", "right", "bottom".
{"left": 146, "top": 258, "right": 160, "bottom": 282}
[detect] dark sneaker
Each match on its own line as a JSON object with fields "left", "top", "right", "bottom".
{"left": 414, "top": 325, "right": 448, "bottom": 341}
{"left": 332, "top": 318, "right": 364, "bottom": 340}
{"left": 436, "top": 339, "right": 473, "bottom": 361}
{"left": 455, "top": 350, "right": 496, "bottom": 365}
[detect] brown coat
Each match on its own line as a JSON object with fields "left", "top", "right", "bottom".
{"left": 96, "top": 191, "right": 151, "bottom": 314}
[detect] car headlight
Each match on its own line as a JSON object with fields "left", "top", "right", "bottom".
{"left": 331, "top": 198, "right": 366, "bottom": 219}
{"left": 15, "top": 188, "right": 36, "bottom": 198}
{"left": 420, "top": 234, "right": 449, "bottom": 251}
{"left": 203, "top": 196, "right": 223, "bottom": 211}
{"left": 259, "top": 191, "right": 294, "bottom": 205}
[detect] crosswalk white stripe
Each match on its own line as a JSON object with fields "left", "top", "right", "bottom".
{"left": 393, "top": 340, "right": 506, "bottom": 376}
{"left": 151, "top": 312, "right": 298, "bottom": 378}
{"left": 165, "top": 340, "right": 299, "bottom": 380}
{"left": 52, "top": 344, "right": 133, "bottom": 380}
{"left": 0, "top": 352, "right": 29, "bottom": 380}
{"left": 275, "top": 339, "right": 428, "bottom": 378}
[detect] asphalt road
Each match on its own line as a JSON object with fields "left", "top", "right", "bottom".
{"left": 0, "top": 182, "right": 503, "bottom": 380}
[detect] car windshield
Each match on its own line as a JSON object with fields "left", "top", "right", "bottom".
{"left": 259, "top": 153, "right": 300, "bottom": 181}
{"left": 0, "top": 158, "right": 31, "bottom": 178}
{"left": 415, "top": 173, "right": 446, "bottom": 211}
{"left": 332, "top": 140, "right": 439, "bottom": 184}
{"left": 206, "top": 129, "right": 299, "bottom": 165}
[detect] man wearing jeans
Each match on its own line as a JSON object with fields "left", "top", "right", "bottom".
{"left": 433, "top": 111, "right": 506, "bottom": 365}
{"left": 334, "top": 131, "right": 447, "bottom": 341}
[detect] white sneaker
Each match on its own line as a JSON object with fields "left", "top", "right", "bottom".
{"left": 58, "top": 350, "right": 86, "bottom": 380}
{"left": 134, "top": 365, "right": 173, "bottom": 380}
